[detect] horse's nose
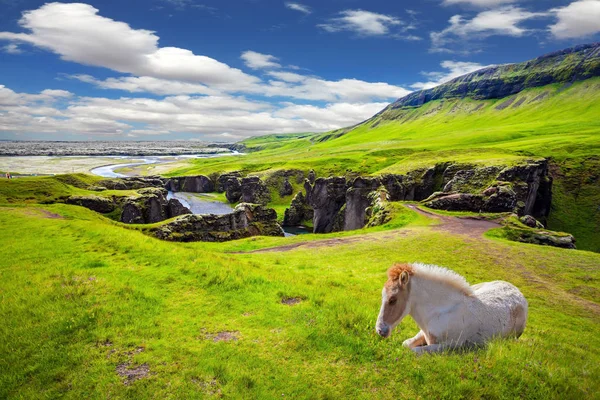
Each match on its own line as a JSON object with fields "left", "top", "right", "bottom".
{"left": 376, "top": 325, "right": 389, "bottom": 337}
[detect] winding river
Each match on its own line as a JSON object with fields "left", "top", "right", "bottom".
{"left": 89, "top": 152, "right": 310, "bottom": 236}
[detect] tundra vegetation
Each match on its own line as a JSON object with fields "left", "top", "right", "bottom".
{"left": 1, "top": 45, "right": 599, "bottom": 398}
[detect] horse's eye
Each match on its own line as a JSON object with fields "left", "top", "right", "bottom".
{"left": 388, "top": 298, "right": 397, "bottom": 305}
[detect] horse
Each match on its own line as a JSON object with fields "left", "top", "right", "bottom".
{"left": 375, "top": 263, "right": 528, "bottom": 354}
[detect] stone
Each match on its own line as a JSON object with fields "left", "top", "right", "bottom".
{"left": 165, "top": 175, "right": 214, "bottom": 193}
{"left": 152, "top": 203, "right": 284, "bottom": 242}
{"left": 308, "top": 169, "right": 316, "bottom": 184}
{"left": 482, "top": 185, "right": 517, "bottom": 212}
{"left": 283, "top": 192, "right": 313, "bottom": 226}
{"left": 425, "top": 193, "right": 485, "bottom": 212}
{"left": 309, "top": 177, "right": 347, "bottom": 233}
{"left": 216, "top": 172, "right": 242, "bottom": 192}
{"left": 120, "top": 187, "right": 187, "bottom": 224}
{"left": 344, "top": 177, "right": 381, "bottom": 231}
{"left": 66, "top": 195, "right": 115, "bottom": 213}
{"left": 241, "top": 177, "right": 271, "bottom": 205}
{"left": 224, "top": 178, "right": 242, "bottom": 203}
{"left": 520, "top": 215, "right": 544, "bottom": 229}
{"left": 167, "top": 198, "right": 192, "bottom": 218}
{"left": 99, "top": 176, "right": 165, "bottom": 190}
{"left": 280, "top": 178, "right": 293, "bottom": 197}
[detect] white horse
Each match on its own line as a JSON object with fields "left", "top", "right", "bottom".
{"left": 375, "top": 263, "right": 528, "bottom": 354}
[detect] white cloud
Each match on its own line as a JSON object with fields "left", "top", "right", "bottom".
{"left": 0, "top": 3, "right": 413, "bottom": 140}
{"left": 318, "top": 10, "right": 402, "bottom": 36}
{"left": 443, "top": 0, "right": 517, "bottom": 7}
{"left": 431, "top": 7, "right": 549, "bottom": 52}
{"left": 285, "top": 2, "right": 311, "bottom": 15}
{"left": 549, "top": 0, "right": 600, "bottom": 39}
{"left": 0, "top": 3, "right": 259, "bottom": 89}
{"left": 2, "top": 43, "right": 22, "bottom": 54}
{"left": 411, "top": 61, "right": 488, "bottom": 90}
{"left": 0, "top": 84, "right": 401, "bottom": 139}
{"left": 69, "top": 74, "right": 219, "bottom": 96}
{"left": 240, "top": 51, "right": 282, "bottom": 69}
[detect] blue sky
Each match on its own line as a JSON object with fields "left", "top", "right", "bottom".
{"left": 0, "top": 0, "right": 599, "bottom": 141}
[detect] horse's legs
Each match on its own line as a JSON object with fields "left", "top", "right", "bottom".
{"left": 402, "top": 330, "right": 426, "bottom": 349}
{"left": 411, "top": 344, "right": 449, "bottom": 355}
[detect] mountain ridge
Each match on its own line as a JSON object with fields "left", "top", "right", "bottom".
{"left": 385, "top": 42, "right": 600, "bottom": 111}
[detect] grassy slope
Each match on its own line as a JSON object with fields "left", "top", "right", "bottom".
{"left": 167, "top": 79, "right": 600, "bottom": 251}
{"left": 0, "top": 203, "right": 598, "bottom": 398}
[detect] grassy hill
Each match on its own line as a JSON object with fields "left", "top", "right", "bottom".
{"left": 1, "top": 44, "right": 599, "bottom": 398}
{"left": 168, "top": 45, "right": 600, "bottom": 252}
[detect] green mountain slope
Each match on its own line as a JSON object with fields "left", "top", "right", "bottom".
{"left": 170, "top": 44, "right": 600, "bottom": 251}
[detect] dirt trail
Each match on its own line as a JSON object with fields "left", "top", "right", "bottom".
{"left": 405, "top": 205, "right": 501, "bottom": 238}
{"left": 236, "top": 205, "right": 499, "bottom": 254}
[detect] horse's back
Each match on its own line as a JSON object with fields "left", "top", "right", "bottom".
{"left": 470, "top": 280, "right": 528, "bottom": 339}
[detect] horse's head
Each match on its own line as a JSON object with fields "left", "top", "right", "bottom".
{"left": 376, "top": 264, "right": 413, "bottom": 338}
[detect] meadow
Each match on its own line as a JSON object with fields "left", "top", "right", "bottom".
{"left": 0, "top": 179, "right": 598, "bottom": 398}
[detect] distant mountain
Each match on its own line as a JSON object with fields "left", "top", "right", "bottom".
{"left": 385, "top": 42, "right": 600, "bottom": 111}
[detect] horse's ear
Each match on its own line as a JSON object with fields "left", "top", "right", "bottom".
{"left": 400, "top": 271, "right": 409, "bottom": 286}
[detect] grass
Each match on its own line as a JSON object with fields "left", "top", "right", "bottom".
{"left": 0, "top": 201, "right": 598, "bottom": 398}
{"left": 165, "top": 79, "right": 600, "bottom": 252}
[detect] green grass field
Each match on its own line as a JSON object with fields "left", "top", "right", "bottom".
{"left": 1, "top": 69, "right": 599, "bottom": 398}
{"left": 0, "top": 198, "right": 598, "bottom": 398}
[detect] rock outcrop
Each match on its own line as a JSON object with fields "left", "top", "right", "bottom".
{"left": 424, "top": 161, "right": 551, "bottom": 218}
{"left": 98, "top": 176, "right": 165, "bottom": 190}
{"left": 224, "top": 177, "right": 243, "bottom": 203}
{"left": 165, "top": 175, "right": 214, "bottom": 193}
{"left": 66, "top": 195, "right": 116, "bottom": 213}
{"left": 241, "top": 177, "right": 271, "bottom": 205}
{"left": 280, "top": 178, "right": 293, "bottom": 197}
{"left": 120, "top": 188, "right": 190, "bottom": 224}
{"left": 344, "top": 177, "right": 381, "bottom": 231}
{"left": 282, "top": 192, "right": 313, "bottom": 226}
{"left": 152, "top": 203, "right": 284, "bottom": 242}
{"left": 216, "top": 172, "right": 242, "bottom": 192}
{"left": 308, "top": 177, "right": 348, "bottom": 233}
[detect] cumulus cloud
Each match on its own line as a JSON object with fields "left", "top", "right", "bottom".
{"left": 431, "top": 7, "right": 549, "bottom": 52}
{"left": 0, "top": 3, "right": 259, "bottom": 89}
{"left": 411, "top": 61, "right": 488, "bottom": 90}
{"left": 318, "top": 10, "right": 402, "bottom": 36}
{"left": 285, "top": 2, "right": 311, "bottom": 15}
{"left": 549, "top": 0, "right": 600, "bottom": 39}
{"left": 240, "top": 51, "right": 282, "bottom": 69}
{"left": 443, "top": 0, "right": 517, "bottom": 7}
{"left": 0, "top": 3, "right": 412, "bottom": 140}
{"left": 0, "top": 84, "right": 404, "bottom": 139}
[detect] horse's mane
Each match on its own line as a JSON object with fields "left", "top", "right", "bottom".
{"left": 409, "top": 262, "right": 474, "bottom": 295}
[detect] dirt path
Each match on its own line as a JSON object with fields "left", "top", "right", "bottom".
{"left": 405, "top": 205, "right": 501, "bottom": 238}
{"left": 236, "top": 205, "right": 500, "bottom": 254}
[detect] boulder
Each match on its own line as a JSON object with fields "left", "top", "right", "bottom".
{"left": 224, "top": 178, "right": 242, "bottom": 203}
{"left": 165, "top": 175, "right": 214, "bottom": 193}
{"left": 216, "top": 172, "right": 242, "bottom": 192}
{"left": 241, "top": 177, "right": 271, "bottom": 205}
{"left": 167, "top": 198, "right": 192, "bottom": 218}
{"left": 66, "top": 195, "right": 115, "bottom": 213}
{"left": 99, "top": 176, "right": 165, "bottom": 190}
{"left": 308, "top": 169, "right": 316, "bottom": 184}
{"left": 425, "top": 193, "right": 485, "bottom": 212}
{"left": 481, "top": 185, "right": 517, "bottom": 212}
{"left": 280, "top": 178, "right": 293, "bottom": 197}
{"left": 152, "top": 203, "right": 284, "bottom": 242}
{"left": 520, "top": 215, "right": 544, "bottom": 229}
{"left": 309, "top": 177, "right": 347, "bottom": 233}
{"left": 120, "top": 187, "right": 189, "bottom": 224}
{"left": 283, "top": 192, "right": 314, "bottom": 226}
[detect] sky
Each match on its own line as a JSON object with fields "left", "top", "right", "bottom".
{"left": 0, "top": 0, "right": 599, "bottom": 142}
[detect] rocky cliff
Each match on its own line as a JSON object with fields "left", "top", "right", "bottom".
{"left": 152, "top": 203, "right": 284, "bottom": 242}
